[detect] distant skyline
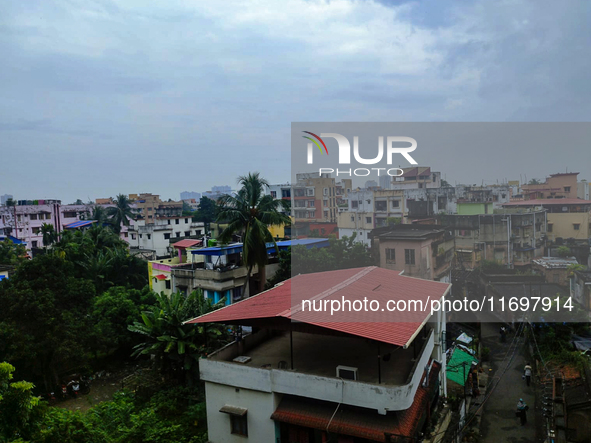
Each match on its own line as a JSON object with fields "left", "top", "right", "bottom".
{"left": 2, "top": 0, "right": 591, "bottom": 202}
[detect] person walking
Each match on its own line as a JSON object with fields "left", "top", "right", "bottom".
{"left": 523, "top": 363, "right": 532, "bottom": 387}
{"left": 516, "top": 398, "right": 528, "bottom": 426}
{"left": 499, "top": 326, "right": 507, "bottom": 343}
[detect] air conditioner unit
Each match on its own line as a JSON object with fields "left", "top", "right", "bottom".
{"left": 336, "top": 365, "right": 358, "bottom": 380}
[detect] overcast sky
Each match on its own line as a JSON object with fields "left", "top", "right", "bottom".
{"left": 1, "top": 0, "right": 590, "bottom": 203}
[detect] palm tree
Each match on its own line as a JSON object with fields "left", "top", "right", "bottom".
{"left": 217, "top": 172, "right": 291, "bottom": 295}
{"left": 40, "top": 223, "right": 58, "bottom": 248}
{"left": 89, "top": 205, "right": 109, "bottom": 225}
{"left": 107, "top": 194, "right": 134, "bottom": 234}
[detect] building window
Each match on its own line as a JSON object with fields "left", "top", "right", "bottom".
{"left": 168, "top": 219, "right": 171, "bottom": 225}
{"left": 391, "top": 200, "right": 400, "bottom": 208}
{"left": 386, "top": 248, "right": 396, "bottom": 263}
{"left": 30, "top": 214, "right": 38, "bottom": 220}
{"left": 185, "top": 218, "right": 189, "bottom": 223}
{"left": 32, "top": 227, "right": 40, "bottom": 234}
{"left": 366, "top": 217, "right": 372, "bottom": 224}
{"left": 32, "top": 241, "right": 38, "bottom": 248}
{"left": 351, "top": 201, "right": 359, "bottom": 209}
{"left": 165, "top": 280, "right": 171, "bottom": 289}
{"left": 147, "top": 234, "right": 151, "bottom": 239}
{"left": 375, "top": 201, "right": 387, "bottom": 211}
{"left": 131, "top": 234, "right": 136, "bottom": 240}
{"left": 185, "top": 231, "right": 191, "bottom": 236}
{"left": 63, "top": 212, "right": 76, "bottom": 218}
{"left": 564, "top": 187, "right": 571, "bottom": 192}
{"left": 405, "top": 249, "right": 416, "bottom": 265}
{"left": 350, "top": 216, "right": 354, "bottom": 222}
{"left": 230, "top": 415, "right": 248, "bottom": 437}
{"left": 547, "top": 224, "right": 553, "bottom": 232}
{"left": 164, "top": 233, "right": 171, "bottom": 239}
{"left": 270, "top": 191, "right": 277, "bottom": 198}
{"left": 176, "top": 232, "right": 181, "bottom": 238}
{"left": 281, "top": 189, "right": 291, "bottom": 198}
{"left": 308, "top": 200, "right": 315, "bottom": 208}
{"left": 573, "top": 223, "right": 580, "bottom": 230}
{"left": 175, "top": 219, "right": 180, "bottom": 224}
{"left": 139, "top": 234, "right": 143, "bottom": 239}
{"left": 45, "top": 213, "right": 51, "bottom": 219}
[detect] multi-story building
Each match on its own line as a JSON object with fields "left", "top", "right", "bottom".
{"left": 0, "top": 200, "right": 136, "bottom": 251}
{"left": 521, "top": 172, "right": 579, "bottom": 200}
{"left": 371, "top": 224, "right": 454, "bottom": 281}
{"left": 130, "top": 216, "right": 205, "bottom": 258}
{"left": 454, "top": 184, "right": 512, "bottom": 215}
{"left": 149, "top": 238, "right": 329, "bottom": 299}
{"left": 202, "top": 185, "right": 235, "bottom": 202}
{"left": 129, "top": 193, "right": 183, "bottom": 221}
{"left": 186, "top": 266, "right": 449, "bottom": 443}
{"left": 338, "top": 189, "right": 406, "bottom": 245}
{"left": 292, "top": 173, "right": 351, "bottom": 236}
{"left": 389, "top": 166, "right": 441, "bottom": 190}
{"left": 502, "top": 199, "right": 591, "bottom": 242}
{"left": 0, "top": 194, "right": 13, "bottom": 206}
{"left": 442, "top": 210, "right": 547, "bottom": 268}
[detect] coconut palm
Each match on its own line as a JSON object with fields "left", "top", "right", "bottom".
{"left": 107, "top": 194, "right": 134, "bottom": 234}
{"left": 40, "top": 223, "right": 58, "bottom": 248}
{"left": 217, "top": 172, "right": 291, "bottom": 295}
{"left": 89, "top": 205, "right": 109, "bottom": 225}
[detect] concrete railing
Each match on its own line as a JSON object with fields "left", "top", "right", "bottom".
{"left": 201, "top": 329, "right": 434, "bottom": 413}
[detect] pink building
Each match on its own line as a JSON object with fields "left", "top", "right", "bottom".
{"left": 0, "top": 200, "right": 134, "bottom": 251}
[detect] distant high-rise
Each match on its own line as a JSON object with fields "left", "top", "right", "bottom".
{"left": 211, "top": 185, "right": 232, "bottom": 194}
{"left": 0, "top": 194, "right": 13, "bottom": 205}
{"left": 181, "top": 191, "right": 201, "bottom": 201}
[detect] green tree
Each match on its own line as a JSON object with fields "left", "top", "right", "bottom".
{"left": 91, "top": 287, "right": 156, "bottom": 357}
{"left": 0, "top": 255, "right": 96, "bottom": 389}
{"left": 528, "top": 178, "right": 541, "bottom": 185}
{"left": 556, "top": 246, "right": 571, "bottom": 257}
{"left": 89, "top": 205, "right": 109, "bottom": 224}
{"left": 0, "top": 239, "right": 26, "bottom": 266}
{"left": 107, "top": 194, "right": 134, "bottom": 234}
{"left": 193, "top": 196, "right": 217, "bottom": 225}
{"left": 128, "top": 290, "right": 229, "bottom": 382}
{"left": 0, "top": 362, "right": 43, "bottom": 442}
{"left": 217, "top": 172, "right": 291, "bottom": 294}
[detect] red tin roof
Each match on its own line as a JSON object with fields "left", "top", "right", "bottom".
{"left": 172, "top": 239, "right": 202, "bottom": 249}
{"left": 185, "top": 266, "right": 450, "bottom": 348}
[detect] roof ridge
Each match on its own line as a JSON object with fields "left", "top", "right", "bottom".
{"left": 278, "top": 266, "right": 377, "bottom": 318}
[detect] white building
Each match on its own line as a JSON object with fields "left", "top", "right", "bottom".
{"left": 130, "top": 216, "right": 205, "bottom": 258}
{"left": 187, "top": 266, "right": 449, "bottom": 443}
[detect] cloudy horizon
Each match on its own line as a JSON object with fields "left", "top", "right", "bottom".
{"left": 1, "top": 0, "right": 590, "bottom": 202}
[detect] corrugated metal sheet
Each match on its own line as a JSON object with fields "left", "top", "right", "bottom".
{"left": 186, "top": 266, "right": 450, "bottom": 348}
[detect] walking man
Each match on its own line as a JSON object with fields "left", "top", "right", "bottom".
{"left": 517, "top": 398, "right": 528, "bottom": 426}
{"left": 523, "top": 363, "right": 532, "bottom": 387}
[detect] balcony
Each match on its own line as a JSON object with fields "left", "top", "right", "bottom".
{"left": 200, "top": 328, "right": 434, "bottom": 413}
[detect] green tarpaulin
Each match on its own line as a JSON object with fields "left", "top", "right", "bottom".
{"left": 446, "top": 348, "right": 478, "bottom": 386}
